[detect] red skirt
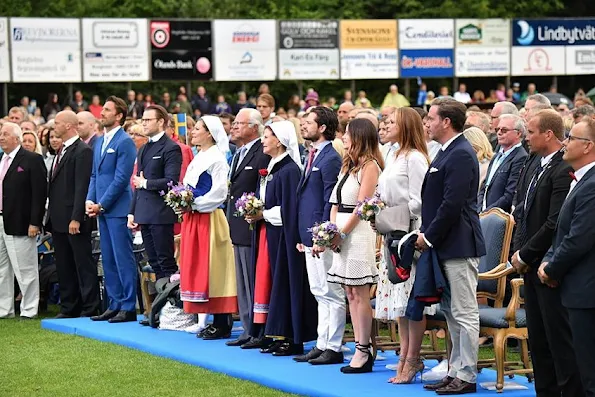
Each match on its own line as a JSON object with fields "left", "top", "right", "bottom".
{"left": 179, "top": 210, "right": 237, "bottom": 314}
{"left": 253, "top": 223, "right": 272, "bottom": 324}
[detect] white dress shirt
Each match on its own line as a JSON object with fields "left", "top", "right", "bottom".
{"left": 568, "top": 161, "right": 595, "bottom": 195}
{"left": 101, "top": 126, "right": 120, "bottom": 153}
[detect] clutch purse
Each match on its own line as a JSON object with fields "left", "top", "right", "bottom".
{"left": 375, "top": 204, "right": 411, "bottom": 235}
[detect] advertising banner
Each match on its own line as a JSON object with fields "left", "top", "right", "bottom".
{"left": 150, "top": 20, "right": 212, "bottom": 80}
{"left": 566, "top": 46, "right": 595, "bottom": 75}
{"left": 511, "top": 46, "right": 565, "bottom": 76}
{"left": 10, "top": 18, "right": 81, "bottom": 83}
{"left": 400, "top": 49, "right": 454, "bottom": 78}
{"left": 513, "top": 19, "right": 595, "bottom": 47}
{"left": 82, "top": 18, "right": 149, "bottom": 82}
{"left": 0, "top": 17, "right": 9, "bottom": 82}
{"left": 278, "top": 20, "right": 339, "bottom": 80}
{"left": 213, "top": 19, "right": 277, "bottom": 81}
{"left": 399, "top": 19, "right": 454, "bottom": 50}
{"left": 455, "top": 19, "right": 510, "bottom": 77}
{"left": 340, "top": 20, "right": 398, "bottom": 79}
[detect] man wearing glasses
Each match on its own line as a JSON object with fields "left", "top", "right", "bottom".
{"left": 128, "top": 105, "right": 182, "bottom": 325}
{"left": 511, "top": 109, "right": 582, "bottom": 396}
{"left": 478, "top": 114, "right": 527, "bottom": 212}
{"left": 538, "top": 117, "right": 595, "bottom": 396}
{"left": 489, "top": 101, "right": 519, "bottom": 150}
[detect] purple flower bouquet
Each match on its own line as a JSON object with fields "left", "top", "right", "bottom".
{"left": 234, "top": 192, "right": 264, "bottom": 230}
{"left": 160, "top": 181, "right": 195, "bottom": 222}
{"left": 309, "top": 221, "right": 340, "bottom": 248}
{"left": 356, "top": 193, "right": 386, "bottom": 222}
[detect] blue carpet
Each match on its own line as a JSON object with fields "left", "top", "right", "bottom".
{"left": 41, "top": 317, "right": 535, "bottom": 397}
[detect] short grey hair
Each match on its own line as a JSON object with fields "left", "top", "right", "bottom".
{"left": 499, "top": 114, "right": 526, "bottom": 137}
{"left": 574, "top": 104, "right": 595, "bottom": 118}
{"left": 2, "top": 122, "right": 23, "bottom": 142}
{"left": 527, "top": 94, "right": 551, "bottom": 107}
{"left": 239, "top": 108, "right": 264, "bottom": 136}
{"left": 465, "top": 111, "right": 491, "bottom": 134}
{"left": 494, "top": 101, "right": 519, "bottom": 116}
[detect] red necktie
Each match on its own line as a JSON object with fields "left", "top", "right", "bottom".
{"left": 52, "top": 146, "right": 63, "bottom": 178}
{"left": 306, "top": 148, "right": 317, "bottom": 174}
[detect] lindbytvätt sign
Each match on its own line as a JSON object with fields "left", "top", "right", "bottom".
{"left": 150, "top": 20, "right": 213, "bottom": 80}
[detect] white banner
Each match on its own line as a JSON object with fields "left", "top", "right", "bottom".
{"left": 278, "top": 49, "right": 340, "bottom": 80}
{"left": 455, "top": 19, "right": 510, "bottom": 47}
{"left": 511, "top": 46, "right": 565, "bottom": 76}
{"left": 10, "top": 18, "right": 81, "bottom": 82}
{"left": 566, "top": 46, "right": 595, "bottom": 75}
{"left": 82, "top": 18, "right": 149, "bottom": 82}
{"left": 399, "top": 19, "right": 454, "bottom": 50}
{"left": 213, "top": 19, "right": 277, "bottom": 81}
{"left": 456, "top": 47, "right": 510, "bottom": 77}
{"left": 340, "top": 50, "right": 398, "bottom": 79}
{"left": 0, "top": 17, "right": 9, "bottom": 82}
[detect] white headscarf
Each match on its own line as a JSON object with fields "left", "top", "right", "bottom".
{"left": 202, "top": 115, "right": 230, "bottom": 155}
{"left": 268, "top": 120, "right": 302, "bottom": 168}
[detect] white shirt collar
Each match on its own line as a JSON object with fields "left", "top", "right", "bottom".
{"left": 241, "top": 136, "right": 261, "bottom": 153}
{"left": 63, "top": 135, "right": 80, "bottom": 149}
{"left": 500, "top": 142, "right": 522, "bottom": 154}
{"left": 312, "top": 140, "right": 331, "bottom": 151}
{"left": 574, "top": 161, "right": 595, "bottom": 183}
{"left": 267, "top": 152, "right": 289, "bottom": 173}
{"left": 441, "top": 133, "right": 462, "bottom": 151}
{"left": 103, "top": 126, "right": 120, "bottom": 140}
{"left": 4, "top": 145, "right": 21, "bottom": 159}
{"left": 540, "top": 150, "right": 557, "bottom": 167}
{"left": 150, "top": 131, "right": 165, "bottom": 143}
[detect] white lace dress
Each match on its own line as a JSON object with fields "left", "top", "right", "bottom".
{"left": 374, "top": 150, "right": 439, "bottom": 320}
{"left": 327, "top": 168, "right": 378, "bottom": 286}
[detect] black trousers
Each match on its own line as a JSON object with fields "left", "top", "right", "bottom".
{"left": 53, "top": 231, "right": 100, "bottom": 316}
{"left": 212, "top": 313, "right": 232, "bottom": 332}
{"left": 568, "top": 307, "right": 595, "bottom": 397}
{"left": 524, "top": 272, "right": 584, "bottom": 397}
{"left": 140, "top": 224, "right": 177, "bottom": 280}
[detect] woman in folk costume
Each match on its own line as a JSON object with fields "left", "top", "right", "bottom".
{"left": 244, "top": 120, "right": 318, "bottom": 357}
{"left": 179, "top": 116, "right": 237, "bottom": 340}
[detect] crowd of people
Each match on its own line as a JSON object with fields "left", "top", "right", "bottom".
{"left": 2, "top": 81, "right": 595, "bottom": 396}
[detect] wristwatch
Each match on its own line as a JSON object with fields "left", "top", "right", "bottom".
{"left": 339, "top": 230, "right": 348, "bottom": 240}
{"left": 98, "top": 203, "right": 105, "bottom": 214}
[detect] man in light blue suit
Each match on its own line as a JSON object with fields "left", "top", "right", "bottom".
{"left": 294, "top": 107, "right": 345, "bottom": 365}
{"left": 86, "top": 96, "right": 137, "bottom": 323}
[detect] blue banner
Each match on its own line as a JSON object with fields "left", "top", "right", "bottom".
{"left": 399, "top": 49, "right": 454, "bottom": 78}
{"left": 513, "top": 19, "right": 595, "bottom": 47}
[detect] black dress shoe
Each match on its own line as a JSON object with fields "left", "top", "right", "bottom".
{"left": 202, "top": 327, "right": 231, "bottom": 340}
{"left": 294, "top": 347, "right": 324, "bottom": 362}
{"left": 424, "top": 376, "right": 454, "bottom": 391}
{"left": 436, "top": 378, "right": 476, "bottom": 395}
{"left": 90, "top": 309, "right": 119, "bottom": 322}
{"left": 54, "top": 313, "right": 75, "bottom": 319}
{"left": 241, "top": 337, "right": 269, "bottom": 349}
{"left": 196, "top": 325, "right": 213, "bottom": 338}
{"left": 260, "top": 340, "right": 283, "bottom": 354}
{"left": 108, "top": 310, "right": 137, "bottom": 323}
{"left": 226, "top": 337, "right": 251, "bottom": 347}
{"left": 272, "top": 342, "right": 304, "bottom": 356}
{"left": 309, "top": 349, "right": 344, "bottom": 365}
{"left": 139, "top": 318, "right": 150, "bottom": 326}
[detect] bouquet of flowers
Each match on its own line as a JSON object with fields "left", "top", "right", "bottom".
{"left": 309, "top": 221, "right": 340, "bottom": 249}
{"left": 355, "top": 193, "right": 386, "bottom": 222}
{"left": 234, "top": 192, "right": 264, "bottom": 230}
{"left": 160, "top": 182, "right": 195, "bottom": 222}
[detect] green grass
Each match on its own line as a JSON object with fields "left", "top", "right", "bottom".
{"left": 0, "top": 308, "right": 293, "bottom": 397}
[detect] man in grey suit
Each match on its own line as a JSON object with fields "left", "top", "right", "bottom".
{"left": 539, "top": 118, "right": 595, "bottom": 397}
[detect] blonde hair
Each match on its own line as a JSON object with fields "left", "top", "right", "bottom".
{"left": 463, "top": 127, "right": 493, "bottom": 162}
{"left": 22, "top": 130, "right": 43, "bottom": 155}
{"left": 288, "top": 117, "right": 304, "bottom": 145}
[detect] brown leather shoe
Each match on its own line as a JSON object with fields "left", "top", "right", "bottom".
{"left": 435, "top": 378, "right": 476, "bottom": 395}
{"left": 424, "top": 376, "right": 453, "bottom": 391}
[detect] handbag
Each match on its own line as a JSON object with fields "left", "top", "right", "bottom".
{"left": 375, "top": 204, "right": 412, "bottom": 235}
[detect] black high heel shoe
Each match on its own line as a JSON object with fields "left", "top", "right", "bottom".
{"left": 340, "top": 343, "right": 374, "bottom": 374}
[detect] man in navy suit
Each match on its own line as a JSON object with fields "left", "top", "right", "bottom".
{"left": 294, "top": 107, "right": 344, "bottom": 365}
{"left": 478, "top": 114, "right": 527, "bottom": 212}
{"left": 419, "top": 98, "right": 486, "bottom": 395}
{"left": 86, "top": 96, "right": 137, "bottom": 323}
{"left": 539, "top": 118, "right": 595, "bottom": 396}
{"left": 128, "top": 105, "right": 182, "bottom": 284}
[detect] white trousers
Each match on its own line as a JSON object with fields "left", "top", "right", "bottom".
{"left": 442, "top": 257, "right": 480, "bottom": 383}
{"left": 305, "top": 247, "right": 346, "bottom": 352}
{"left": 0, "top": 216, "right": 39, "bottom": 318}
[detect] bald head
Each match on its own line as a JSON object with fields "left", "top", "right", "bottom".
{"left": 355, "top": 111, "right": 379, "bottom": 130}
{"left": 337, "top": 102, "right": 355, "bottom": 123}
{"left": 77, "top": 111, "right": 96, "bottom": 139}
{"left": 55, "top": 110, "right": 79, "bottom": 140}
